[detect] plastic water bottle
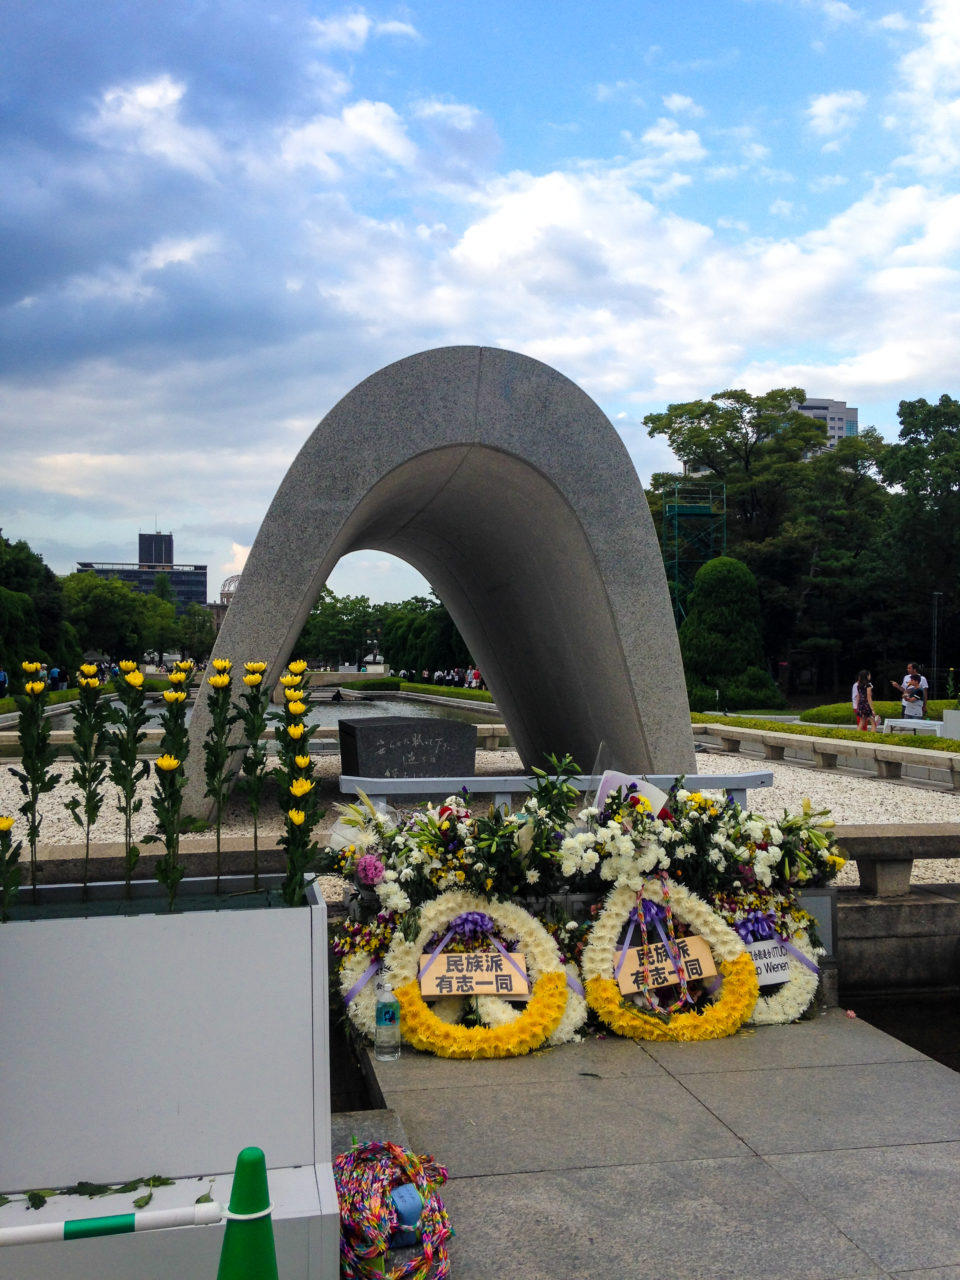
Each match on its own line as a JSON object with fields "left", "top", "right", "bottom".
{"left": 375, "top": 982, "right": 401, "bottom": 1061}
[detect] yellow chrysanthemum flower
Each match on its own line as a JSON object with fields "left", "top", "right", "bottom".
{"left": 212, "top": 658, "right": 232, "bottom": 672}
{"left": 207, "top": 673, "right": 230, "bottom": 689}
{"left": 118, "top": 660, "right": 138, "bottom": 673}
{"left": 168, "top": 670, "right": 188, "bottom": 685}
{"left": 287, "top": 659, "right": 308, "bottom": 675}
{"left": 279, "top": 674, "right": 301, "bottom": 688}
{"left": 79, "top": 663, "right": 98, "bottom": 678}
{"left": 21, "top": 660, "right": 42, "bottom": 674}
{"left": 294, "top": 754, "right": 311, "bottom": 769}
{"left": 287, "top": 700, "right": 307, "bottom": 716}
{"left": 283, "top": 686, "right": 302, "bottom": 701}
{"left": 243, "top": 673, "right": 262, "bottom": 686}
{"left": 79, "top": 676, "right": 100, "bottom": 689}
{"left": 155, "top": 754, "right": 181, "bottom": 772}
{"left": 25, "top": 681, "right": 45, "bottom": 695}
{"left": 163, "top": 689, "right": 186, "bottom": 703}
{"left": 175, "top": 660, "right": 194, "bottom": 673}
{"left": 124, "top": 671, "right": 144, "bottom": 689}
{"left": 290, "top": 776, "right": 313, "bottom": 798}
{"left": 0, "top": 816, "right": 14, "bottom": 831}
{"left": 244, "top": 661, "right": 267, "bottom": 673}
{"left": 287, "top": 723, "right": 305, "bottom": 739}
{"left": 288, "top": 808, "right": 306, "bottom": 826}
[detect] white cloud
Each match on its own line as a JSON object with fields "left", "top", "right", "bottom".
{"left": 819, "top": 1, "right": 859, "bottom": 23}
{"left": 639, "top": 118, "right": 707, "bottom": 163}
{"left": 876, "top": 12, "right": 910, "bottom": 31}
{"left": 280, "top": 100, "right": 416, "bottom": 176}
{"left": 887, "top": 0, "right": 960, "bottom": 175}
{"left": 806, "top": 89, "right": 867, "bottom": 138}
{"left": 595, "top": 80, "right": 644, "bottom": 105}
{"left": 309, "top": 11, "right": 419, "bottom": 51}
{"left": 221, "top": 543, "right": 250, "bottom": 577}
{"left": 770, "top": 198, "right": 794, "bottom": 216}
{"left": 810, "top": 173, "right": 849, "bottom": 191}
{"left": 662, "top": 93, "right": 705, "bottom": 117}
{"left": 82, "top": 75, "right": 221, "bottom": 178}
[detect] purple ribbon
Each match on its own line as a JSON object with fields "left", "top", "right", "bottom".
{"left": 615, "top": 900, "right": 684, "bottom": 982}
{"left": 777, "top": 934, "right": 819, "bottom": 974}
{"left": 343, "top": 959, "right": 381, "bottom": 1006}
{"left": 566, "top": 972, "right": 585, "bottom": 997}
{"left": 419, "top": 926, "right": 457, "bottom": 980}
{"left": 489, "top": 937, "right": 531, "bottom": 991}
{"left": 735, "top": 910, "right": 777, "bottom": 945}
{"left": 738, "top": 913, "right": 819, "bottom": 975}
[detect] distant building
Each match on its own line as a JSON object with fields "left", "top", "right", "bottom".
{"left": 139, "top": 531, "right": 173, "bottom": 566}
{"left": 795, "top": 398, "right": 859, "bottom": 450}
{"left": 77, "top": 532, "right": 207, "bottom": 615}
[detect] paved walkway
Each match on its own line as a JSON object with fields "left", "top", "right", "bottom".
{"left": 346, "top": 1011, "right": 960, "bottom": 1279}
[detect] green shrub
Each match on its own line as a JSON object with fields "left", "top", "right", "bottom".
{"left": 400, "top": 682, "right": 494, "bottom": 703}
{"left": 342, "top": 677, "right": 402, "bottom": 691}
{"left": 691, "top": 711, "right": 960, "bottom": 751}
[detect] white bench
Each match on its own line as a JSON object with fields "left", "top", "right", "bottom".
{"left": 882, "top": 718, "right": 941, "bottom": 736}
{"left": 339, "top": 771, "right": 773, "bottom": 813}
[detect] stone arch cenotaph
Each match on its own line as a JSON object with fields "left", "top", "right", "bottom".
{"left": 183, "top": 345, "right": 694, "bottom": 816}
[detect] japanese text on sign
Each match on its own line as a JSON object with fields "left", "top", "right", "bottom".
{"left": 419, "top": 950, "right": 530, "bottom": 999}
{"left": 614, "top": 935, "right": 716, "bottom": 995}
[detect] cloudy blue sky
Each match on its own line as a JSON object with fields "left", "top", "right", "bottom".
{"left": 3, "top": 0, "right": 958, "bottom": 602}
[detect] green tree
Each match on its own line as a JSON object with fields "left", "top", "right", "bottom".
{"left": 644, "top": 388, "right": 827, "bottom": 543}
{"left": 881, "top": 394, "right": 960, "bottom": 671}
{"left": 141, "top": 593, "right": 179, "bottom": 666}
{"left": 678, "top": 557, "right": 784, "bottom": 711}
{"left": 61, "top": 572, "right": 145, "bottom": 662}
{"left": 178, "top": 604, "right": 216, "bottom": 661}
{"left": 0, "top": 535, "right": 69, "bottom": 674}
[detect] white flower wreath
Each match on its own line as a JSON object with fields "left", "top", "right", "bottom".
{"left": 339, "top": 949, "right": 381, "bottom": 1041}
{"left": 383, "top": 891, "right": 573, "bottom": 1057}
{"left": 747, "top": 928, "right": 819, "bottom": 1026}
{"left": 581, "top": 879, "right": 758, "bottom": 1042}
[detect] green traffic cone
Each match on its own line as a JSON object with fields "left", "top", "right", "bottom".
{"left": 216, "top": 1147, "right": 279, "bottom": 1280}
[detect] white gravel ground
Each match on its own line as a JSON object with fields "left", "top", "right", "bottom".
{"left": 5, "top": 746, "right": 960, "bottom": 889}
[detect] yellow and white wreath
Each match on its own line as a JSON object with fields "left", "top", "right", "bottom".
{"left": 383, "top": 891, "right": 570, "bottom": 1058}
{"left": 581, "top": 879, "right": 759, "bottom": 1042}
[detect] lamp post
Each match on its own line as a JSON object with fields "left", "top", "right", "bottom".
{"left": 932, "top": 591, "right": 943, "bottom": 700}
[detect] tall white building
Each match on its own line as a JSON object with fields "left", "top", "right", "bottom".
{"left": 795, "top": 397, "right": 859, "bottom": 449}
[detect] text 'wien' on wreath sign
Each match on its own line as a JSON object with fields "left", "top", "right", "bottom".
{"left": 419, "top": 951, "right": 530, "bottom": 999}
{"left": 747, "top": 939, "right": 791, "bottom": 987}
{"left": 614, "top": 936, "right": 717, "bottom": 995}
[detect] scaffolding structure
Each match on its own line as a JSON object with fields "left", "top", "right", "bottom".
{"left": 662, "top": 483, "right": 727, "bottom": 625}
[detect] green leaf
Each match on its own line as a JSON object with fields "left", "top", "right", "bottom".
{"left": 133, "top": 1191, "right": 153, "bottom": 1210}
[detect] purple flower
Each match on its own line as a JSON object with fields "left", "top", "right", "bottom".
{"left": 450, "top": 911, "right": 495, "bottom": 942}
{"left": 356, "top": 854, "right": 385, "bottom": 886}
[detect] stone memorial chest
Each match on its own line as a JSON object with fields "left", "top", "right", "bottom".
{"left": 338, "top": 716, "right": 476, "bottom": 778}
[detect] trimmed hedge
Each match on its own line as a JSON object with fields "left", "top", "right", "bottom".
{"left": 342, "top": 677, "right": 402, "bottom": 691}
{"left": 692, "top": 711, "right": 960, "bottom": 752}
{"left": 399, "top": 682, "right": 494, "bottom": 703}
{"left": 799, "top": 698, "right": 957, "bottom": 726}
